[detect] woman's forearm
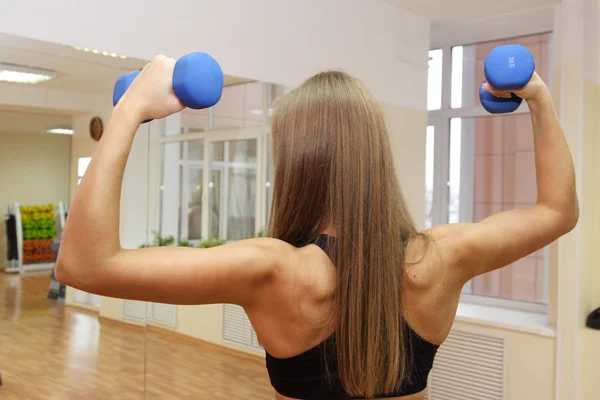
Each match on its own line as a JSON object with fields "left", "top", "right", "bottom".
{"left": 57, "top": 104, "right": 141, "bottom": 273}
{"left": 528, "top": 86, "right": 579, "bottom": 225}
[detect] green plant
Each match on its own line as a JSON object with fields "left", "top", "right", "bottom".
{"left": 197, "top": 236, "right": 226, "bottom": 248}
{"left": 139, "top": 229, "right": 269, "bottom": 249}
{"left": 253, "top": 227, "right": 268, "bottom": 238}
{"left": 139, "top": 232, "right": 176, "bottom": 248}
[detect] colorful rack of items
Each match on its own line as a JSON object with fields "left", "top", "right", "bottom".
{"left": 20, "top": 204, "right": 57, "bottom": 265}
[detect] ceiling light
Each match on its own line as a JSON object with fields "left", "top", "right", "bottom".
{"left": 252, "top": 109, "right": 263, "bottom": 115}
{"left": 47, "top": 128, "right": 74, "bottom": 135}
{"left": 0, "top": 63, "right": 56, "bottom": 84}
{"left": 73, "top": 46, "right": 129, "bottom": 59}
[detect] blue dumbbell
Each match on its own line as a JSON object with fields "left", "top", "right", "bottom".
{"left": 479, "top": 44, "right": 535, "bottom": 114}
{"left": 113, "top": 52, "right": 224, "bottom": 121}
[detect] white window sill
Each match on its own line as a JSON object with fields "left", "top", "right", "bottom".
{"left": 455, "top": 302, "right": 556, "bottom": 338}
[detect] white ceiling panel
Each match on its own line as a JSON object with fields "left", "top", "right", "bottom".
{"left": 0, "top": 33, "right": 254, "bottom": 94}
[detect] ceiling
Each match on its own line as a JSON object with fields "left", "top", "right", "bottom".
{"left": 0, "top": 33, "right": 250, "bottom": 94}
{"left": 385, "top": 0, "right": 558, "bottom": 25}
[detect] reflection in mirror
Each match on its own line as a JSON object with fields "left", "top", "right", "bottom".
{"left": 143, "top": 79, "right": 288, "bottom": 398}
{"left": 0, "top": 32, "right": 292, "bottom": 399}
{"left": 0, "top": 33, "right": 147, "bottom": 398}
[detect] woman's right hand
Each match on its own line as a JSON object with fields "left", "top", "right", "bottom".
{"left": 116, "top": 55, "right": 185, "bottom": 124}
{"left": 428, "top": 69, "right": 577, "bottom": 291}
{"left": 482, "top": 71, "right": 550, "bottom": 103}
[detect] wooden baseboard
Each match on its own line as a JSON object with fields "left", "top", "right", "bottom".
{"left": 65, "top": 303, "right": 101, "bottom": 316}
{"left": 98, "top": 315, "right": 146, "bottom": 332}
{"left": 65, "top": 302, "right": 100, "bottom": 314}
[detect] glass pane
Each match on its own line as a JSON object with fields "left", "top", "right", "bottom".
{"left": 181, "top": 109, "right": 207, "bottom": 134}
{"left": 424, "top": 126, "right": 435, "bottom": 229}
{"left": 266, "top": 133, "right": 274, "bottom": 226}
{"left": 450, "top": 114, "right": 547, "bottom": 304}
{"left": 212, "top": 116, "right": 245, "bottom": 130}
{"left": 209, "top": 139, "right": 257, "bottom": 241}
{"left": 210, "top": 169, "right": 221, "bottom": 238}
{"left": 163, "top": 109, "right": 207, "bottom": 136}
{"left": 268, "top": 84, "right": 286, "bottom": 121}
{"left": 187, "top": 168, "right": 203, "bottom": 240}
{"left": 208, "top": 142, "right": 223, "bottom": 163}
{"left": 448, "top": 118, "right": 462, "bottom": 224}
{"left": 77, "top": 157, "right": 92, "bottom": 178}
{"left": 187, "top": 139, "right": 204, "bottom": 161}
{"left": 227, "top": 167, "right": 256, "bottom": 240}
{"left": 451, "top": 33, "right": 551, "bottom": 109}
{"left": 427, "top": 49, "right": 443, "bottom": 111}
{"left": 243, "top": 82, "right": 265, "bottom": 127}
{"left": 230, "top": 140, "right": 257, "bottom": 163}
{"left": 451, "top": 46, "right": 465, "bottom": 109}
{"left": 210, "top": 82, "right": 265, "bottom": 130}
{"left": 160, "top": 142, "right": 182, "bottom": 240}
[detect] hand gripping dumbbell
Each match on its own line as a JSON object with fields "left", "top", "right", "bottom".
{"left": 112, "top": 52, "right": 224, "bottom": 121}
{"left": 479, "top": 44, "right": 536, "bottom": 114}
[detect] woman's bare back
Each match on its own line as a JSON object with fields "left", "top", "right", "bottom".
{"left": 246, "top": 236, "right": 460, "bottom": 399}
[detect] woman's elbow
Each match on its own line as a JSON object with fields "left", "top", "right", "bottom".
{"left": 54, "top": 252, "right": 94, "bottom": 290}
{"left": 557, "top": 200, "right": 580, "bottom": 235}
{"left": 54, "top": 254, "right": 79, "bottom": 288}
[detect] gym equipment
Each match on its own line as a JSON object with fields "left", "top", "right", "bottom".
{"left": 587, "top": 308, "right": 600, "bottom": 329}
{"left": 479, "top": 44, "right": 535, "bottom": 114}
{"left": 113, "top": 52, "right": 224, "bottom": 122}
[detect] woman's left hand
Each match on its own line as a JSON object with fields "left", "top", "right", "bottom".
{"left": 117, "top": 55, "right": 186, "bottom": 124}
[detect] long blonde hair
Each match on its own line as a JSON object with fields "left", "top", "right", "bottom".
{"left": 269, "top": 71, "right": 417, "bottom": 398}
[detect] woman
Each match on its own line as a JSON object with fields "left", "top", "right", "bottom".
{"left": 56, "top": 56, "right": 578, "bottom": 400}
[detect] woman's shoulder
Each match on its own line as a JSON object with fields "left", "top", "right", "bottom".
{"left": 404, "top": 232, "right": 445, "bottom": 291}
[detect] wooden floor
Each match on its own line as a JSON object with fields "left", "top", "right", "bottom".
{"left": 0, "top": 272, "right": 274, "bottom": 399}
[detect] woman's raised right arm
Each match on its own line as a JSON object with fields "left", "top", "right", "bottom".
{"left": 426, "top": 72, "right": 579, "bottom": 285}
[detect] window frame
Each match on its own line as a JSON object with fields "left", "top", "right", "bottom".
{"left": 427, "top": 33, "right": 553, "bottom": 315}
{"left": 153, "top": 82, "right": 280, "bottom": 244}
{"left": 158, "top": 127, "right": 267, "bottom": 244}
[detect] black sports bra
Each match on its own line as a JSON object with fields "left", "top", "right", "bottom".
{"left": 265, "top": 235, "right": 440, "bottom": 399}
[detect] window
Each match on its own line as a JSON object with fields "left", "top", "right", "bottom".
{"left": 427, "top": 49, "right": 443, "bottom": 111}
{"left": 158, "top": 82, "right": 283, "bottom": 243}
{"left": 77, "top": 157, "right": 92, "bottom": 186}
{"left": 209, "top": 139, "right": 258, "bottom": 240}
{"left": 424, "top": 125, "right": 435, "bottom": 230}
{"left": 426, "top": 33, "right": 552, "bottom": 311}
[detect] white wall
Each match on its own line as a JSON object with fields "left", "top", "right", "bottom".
{"left": 0, "top": 82, "right": 104, "bottom": 113}
{"left": 0, "top": 130, "right": 71, "bottom": 269}
{"left": 0, "top": 128, "right": 72, "bottom": 208}
{"left": 0, "top": 109, "right": 72, "bottom": 135}
{"left": 430, "top": 6, "right": 555, "bottom": 49}
{"left": 0, "top": 0, "right": 429, "bottom": 111}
